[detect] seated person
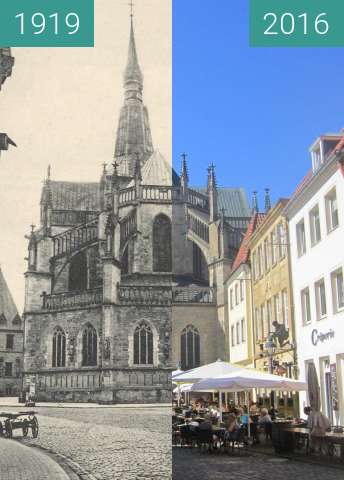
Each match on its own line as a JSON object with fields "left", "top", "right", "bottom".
{"left": 237, "top": 407, "right": 249, "bottom": 425}
{"left": 224, "top": 413, "right": 240, "bottom": 442}
{"left": 258, "top": 408, "right": 272, "bottom": 425}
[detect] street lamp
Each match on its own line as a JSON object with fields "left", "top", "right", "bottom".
{"left": 265, "top": 334, "right": 276, "bottom": 409}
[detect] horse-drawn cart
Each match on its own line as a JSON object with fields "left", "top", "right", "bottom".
{"left": 0, "top": 411, "right": 39, "bottom": 439}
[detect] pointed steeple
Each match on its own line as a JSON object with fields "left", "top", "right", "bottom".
{"left": 40, "top": 165, "right": 52, "bottom": 233}
{"left": 180, "top": 153, "right": 189, "bottom": 192}
{"left": 252, "top": 191, "right": 259, "bottom": 214}
{"left": 124, "top": 17, "right": 143, "bottom": 98}
{"left": 264, "top": 188, "right": 271, "bottom": 213}
{"left": 114, "top": 14, "right": 153, "bottom": 175}
{"left": 207, "top": 164, "right": 218, "bottom": 222}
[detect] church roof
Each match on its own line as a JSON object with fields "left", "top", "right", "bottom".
{"left": 141, "top": 150, "right": 179, "bottom": 186}
{"left": 194, "top": 187, "right": 251, "bottom": 218}
{"left": 49, "top": 181, "right": 100, "bottom": 211}
{"left": 0, "top": 268, "right": 20, "bottom": 326}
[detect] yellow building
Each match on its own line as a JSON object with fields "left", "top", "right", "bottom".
{"left": 248, "top": 199, "right": 298, "bottom": 415}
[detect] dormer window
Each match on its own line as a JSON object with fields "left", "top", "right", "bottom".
{"left": 311, "top": 146, "right": 322, "bottom": 172}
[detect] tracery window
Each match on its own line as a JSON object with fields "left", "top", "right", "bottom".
{"left": 52, "top": 327, "right": 66, "bottom": 367}
{"left": 82, "top": 324, "right": 97, "bottom": 366}
{"left": 134, "top": 322, "right": 153, "bottom": 365}
{"left": 153, "top": 214, "right": 172, "bottom": 272}
{"left": 181, "top": 325, "right": 200, "bottom": 371}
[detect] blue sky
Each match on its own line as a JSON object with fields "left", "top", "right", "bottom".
{"left": 173, "top": 0, "right": 344, "bottom": 207}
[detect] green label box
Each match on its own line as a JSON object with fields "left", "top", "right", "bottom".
{"left": 250, "top": 0, "right": 344, "bottom": 47}
{"left": 0, "top": 0, "right": 94, "bottom": 47}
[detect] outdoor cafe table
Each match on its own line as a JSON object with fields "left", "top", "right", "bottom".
{"left": 277, "top": 426, "right": 344, "bottom": 459}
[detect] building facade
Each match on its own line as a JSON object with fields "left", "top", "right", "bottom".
{"left": 226, "top": 212, "right": 266, "bottom": 368}
{"left": 285, "top": 132, "right": 344, "bottom": 424}
{"left": 0, "top": 48, "right": 16, "bottom": 153}
{"left": 0, "top": 268, "right": 23, "bottom": 396}
{"left": 247, "top": 199, "right": 298, "bottom": 414}
{"left": 23, "top": 17, "right": 251, "bottom": 402}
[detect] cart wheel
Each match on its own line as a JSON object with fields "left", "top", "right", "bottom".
{"left": 0, "top": 422, "right": 4, "bottom": 437}
{"left": 22, "top": 420, "right": 29, "bottom": 437}
{"left": 5, "top": 420, "right": 12, "bottom": 439}
{"left": 31, "top": 417, "right": 39, "bottom": 438}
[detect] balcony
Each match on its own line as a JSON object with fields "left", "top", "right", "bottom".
{"left": 118, "top": 285, "right": 215, "bottom": 306}
{"left": 42, "top": 288, "right": 103, "bottom": 311}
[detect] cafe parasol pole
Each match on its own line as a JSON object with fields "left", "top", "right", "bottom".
{"left": 219, "top": 390, "right": 223, "bottom": 423}
{"left": 245, "top": 390, "right": 251, "bottom": 439}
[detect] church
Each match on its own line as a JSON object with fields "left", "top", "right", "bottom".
{"left": 23, "top": 16, "right": 251, "bottom": 403}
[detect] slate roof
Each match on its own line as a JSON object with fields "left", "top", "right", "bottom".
{"left": 194, "top": 187, "right": 251, "bottom": 218}
{"left": 128, "top": 150, "right": 180, "bottom": 187}
{"left": 0, "top": 268, "right": 20, "bottom": 326}
{"left": 230, "top": 213, "right": 266, "bottom": 274}
{"left": 49, "top": 181, "right": 100, "bottom": 211}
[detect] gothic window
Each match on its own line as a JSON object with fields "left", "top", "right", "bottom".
{"left": 0, "top": 313, "right": 7, "bottom": 325}
{"left": 82, "top": 324, "right": 97, "bottom": 367}
{"left": 69, "top": 251, "right": 87, "bottom": 292}
{"left": 134, "top": 322, "right": 153, "bottom": 365}
{"left": 121, "top": 245, "right": 129, "bottom": 275}
{"left": 52, "top": 327, "right": 66, "bottom": 367}
{"left": 153, "top": 214, "right": 172, "bottom": 272}
{"left": 181, "top": 325, "right": 200, "bottom": 371}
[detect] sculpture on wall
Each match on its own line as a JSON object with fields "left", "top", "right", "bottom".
{"left": 272, "top": 321, "right": 289, "bottom": 348}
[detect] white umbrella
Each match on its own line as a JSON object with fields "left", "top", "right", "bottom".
{"left": 173, "top": 359, "right": 242, "bottom": 384}
{"left": 172, "top": 369, "right": 184, "bottom": 380}
{"left": 191, "top": 368, "right": 307, "bottom": 429}
{"left": 173, "top": 384, "right": 193, "bottom": 394}
{"left": 191, "top": 368, "right": 308, "bottom": 392}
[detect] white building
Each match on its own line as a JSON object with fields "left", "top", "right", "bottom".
{"left": 285, "top": 132, "right": 344, "bottom": 424}
{"left": 226, "top": 213, "right": 266, "bottom": 367}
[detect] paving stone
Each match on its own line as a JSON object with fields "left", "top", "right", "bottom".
{"left": 14, "top": 406, "right": 171, "bottom": 480}
{"left": 0, "top": 438, "right": 69, "bottom": 480}
{"left": 172, "top": 447, "right": 344, "bottom": 480}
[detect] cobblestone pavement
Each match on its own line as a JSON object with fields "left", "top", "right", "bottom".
{"left": 172, "top": 447, "right": 344, "bottom": 480}
{"left": 1, "top": 406, "right": 171, "bottom": 480}
{"left": 0, "top": 438, "right": 69, "bottom": 480}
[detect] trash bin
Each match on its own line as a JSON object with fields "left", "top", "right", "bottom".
{"left": 272, "top": 423, "right": 294, "bottom": 454}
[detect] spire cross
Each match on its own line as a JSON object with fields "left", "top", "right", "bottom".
{"left": 128, "top": 0, "right": 135, "bottom": 17}
{"left": 181, "top": 152, "right": 187, "bottom": 162}
{"left": 102, "top": 162, "right": 107, "bottom": 173}
{"left": 30, "top": 224, "right": 35, "bottom": 233}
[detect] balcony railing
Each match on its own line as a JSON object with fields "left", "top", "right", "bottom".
{"left": 187, "top": 211, "right": 209, "bottom": 244}
{"left": 52, "top": 218, "right": 98, "bottom": 258}
{"left": 118, "top": 285, "right": 172, "bottom": 306}
{"left": 42, "top": 288, "right": 103, "bottom": 311}
{"left": 172, "top": 286, "right": 215, "bottom": 304}
{"left": 118, "top": 285, "right": 215, "bottom": 305}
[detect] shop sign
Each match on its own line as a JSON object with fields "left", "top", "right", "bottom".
{"left": 311, "top": 328, "right": 335, "bottom": 346}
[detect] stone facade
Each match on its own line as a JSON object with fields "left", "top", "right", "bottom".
{"left": 247, "top": 200, "right": 298, "bottom": 415}
{"left": 0, "top": 268, "right": 23, "bottom": 396}
{"left": 23, "top": 17, "right": 251, "bottom": 402}
{"left": 0, "top": 48, "right": 16, "bottom": 153}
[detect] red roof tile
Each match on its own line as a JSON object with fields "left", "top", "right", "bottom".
{"left": 230, "top": 212, "right": 266, "bottom": 273}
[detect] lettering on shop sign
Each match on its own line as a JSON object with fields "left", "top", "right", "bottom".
{"left": 311, "top": 328, "right": 335, "bottom": 346}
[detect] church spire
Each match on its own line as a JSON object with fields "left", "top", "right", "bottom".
{"left": 124, "top": 16, "right": 143, "bottom": 99}
{"left": 114, "top": 13, "right": 153, "bottom": 176}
